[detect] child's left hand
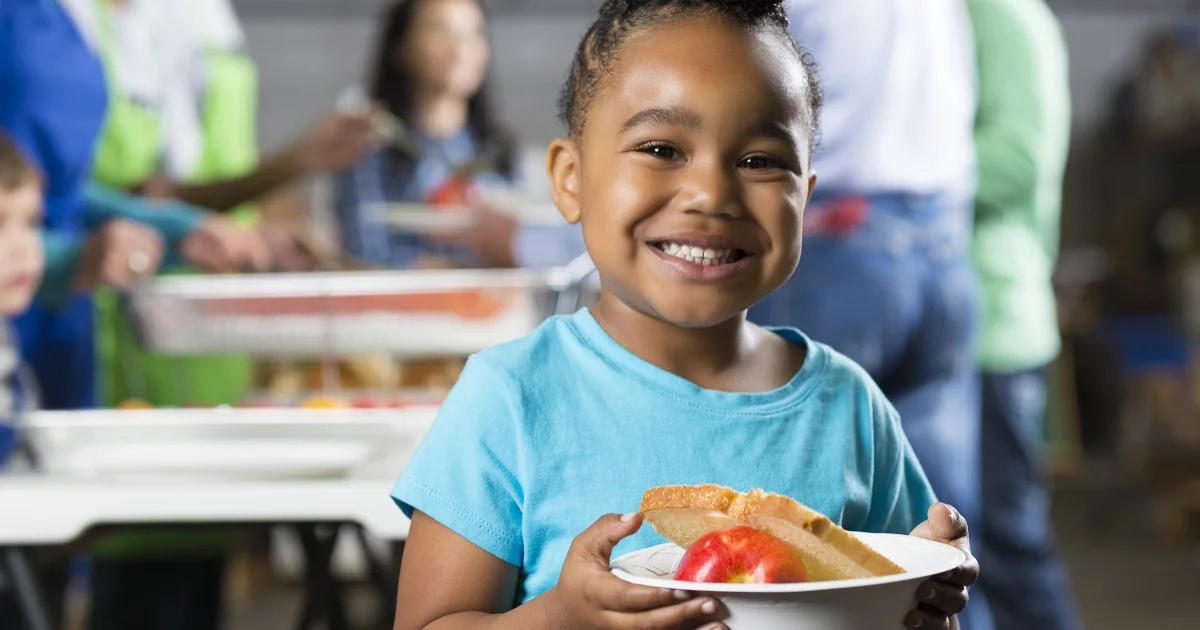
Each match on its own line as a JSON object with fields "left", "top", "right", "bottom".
{"left": 906, "top": 503, "right": 979, "bottom": 630}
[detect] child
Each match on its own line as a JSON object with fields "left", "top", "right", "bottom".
{"left": 0, "top": 131, "right": 43, "bottom": 466}
{"left": 391, "top": 1, "right": 979, "bottom": 629}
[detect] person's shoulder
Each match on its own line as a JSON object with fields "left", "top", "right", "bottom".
{"left": 784, "top": 331, "right": 892, "bottom": 411}
{"left": 440, "top": 313, "right": 589, "bottom": 430}
{"left": 469, "top": 313, "right": 583, "bottom": 381}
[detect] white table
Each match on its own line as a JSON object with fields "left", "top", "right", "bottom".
{"left": 0, "top": 475, "right": 409, "bottom": 545}
{"left": 0, "top": 474, "right": 411, "bottom": 630}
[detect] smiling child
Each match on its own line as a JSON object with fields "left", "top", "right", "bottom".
{"left": 390, "top": 2, "right": 979, "bottom": 629}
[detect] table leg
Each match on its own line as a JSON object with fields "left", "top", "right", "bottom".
{"left": 294, "top": 524, "right": 350, "bottom": 630}
{"left": 1, "top": 548, "right": 52, "bottom": 630}
{"left": 352, "top": 526, "right": 397, "bottom": 625}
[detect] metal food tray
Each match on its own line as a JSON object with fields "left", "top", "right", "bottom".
{"left": 21, "top": 408, "right": 438, "bottom": 481}
{"left": 123, "top": 264, "right": 596, "bottom": 357}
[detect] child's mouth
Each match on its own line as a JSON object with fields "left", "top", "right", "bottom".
{"left": 650, "top": 241, "right": 748, "bottom": 266}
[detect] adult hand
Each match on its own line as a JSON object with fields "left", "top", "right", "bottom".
{"left": 74, "top": 220, "right": 165, "bottom": 292}
{"left": 427, "top": 205, "right": 519, "bottom": 268}
{"left": 180, "top": 216, "right": 272, "bottom": 274}
{"left": 290, "top": 107, "right": 382, "bottom": 174}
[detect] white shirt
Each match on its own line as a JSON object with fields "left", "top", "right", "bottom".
{"left": 105, "top": 0, "right": 247, "bottom": 179}
{"left": 787, "top": 0, "right": 978, "bottom": 199}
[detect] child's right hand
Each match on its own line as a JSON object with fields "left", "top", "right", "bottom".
{"left": 542, "top": 512, "right": 728, "bottom": 630}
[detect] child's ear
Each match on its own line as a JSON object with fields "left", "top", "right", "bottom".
{"left": 546, "top": 138, "right": 582, "bottom": 225}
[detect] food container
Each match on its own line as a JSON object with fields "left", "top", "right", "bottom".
{"left": 611, "top": 532, "right": 964, "bottom": 630}
{"left": 122, "top": 267, "right": 594, "bottom": 357}
{"left": 22, "top": 408, "right": 438, "bottom": 480}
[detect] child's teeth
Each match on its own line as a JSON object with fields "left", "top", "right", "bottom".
{"left": 659, "top": 242, "right": 738, "bottom": 265}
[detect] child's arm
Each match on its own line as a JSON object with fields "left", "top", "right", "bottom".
{"left": 394, "top": 511, "right": 548, "bottom": 630}
{"left": 82, "top": 183, "right": 205, "bottom": 266}
{"left": 396, "top": 511, "right": 725, "bottom": 630}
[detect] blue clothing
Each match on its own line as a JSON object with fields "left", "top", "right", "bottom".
{"left": 334, "top": 131, "right": 515, "bottom": 269}
{"left": 392, "top": 309, "right": 937, "bottom": 604}
{"left": 2, "top": 1, "right": 207, "bottom": 410}
{"left": 785, "top": 0, "right": 977, "bottom": 202}
{"left": 2, "top": 0, "right": 111, "bottom": 410}
{"left": 513, "top": 222, "right": 585, "bottom": 270}
{"left": 977, "top": 367, "right": 1082, "bottom": 630}
{"left": 748, "top": 193, "right": 991, "bottom": 630}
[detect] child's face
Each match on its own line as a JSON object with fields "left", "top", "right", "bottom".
{"left": 0, "top": 181, "right": 44, "bottom": 316}
{"left": 549, "top": 15, "right": 816, "bottom": 329}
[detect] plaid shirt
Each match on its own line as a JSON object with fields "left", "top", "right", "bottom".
{"left": 333, "top": 129, "right": 516, "bottom": 269}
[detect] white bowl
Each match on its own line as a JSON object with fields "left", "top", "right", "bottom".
{"left": 611, "top": 532, "right": 964, "bottom": 630}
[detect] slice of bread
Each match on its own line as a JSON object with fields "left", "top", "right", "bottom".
{"left": 640, "top": 484, "right": 906, "bottom": 581}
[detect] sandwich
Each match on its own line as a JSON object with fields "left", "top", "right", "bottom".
{"left": 640, "top": 484, "right": 905, "bottom": 582}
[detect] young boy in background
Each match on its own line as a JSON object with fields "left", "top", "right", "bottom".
{"left": 0, "top": 130, "right": 44, "bottom": 464}
{"left": 0, "top": 131, "right": 63, "bottom": 629}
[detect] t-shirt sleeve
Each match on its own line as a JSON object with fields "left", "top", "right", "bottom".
{"left": 863, "top": 397, "right": 938, "bottom": 535}
{"left": 391, "top": 355, "right": 525, "bottom": 566}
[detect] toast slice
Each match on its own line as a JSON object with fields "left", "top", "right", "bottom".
{"left": 640, "top": 484, "right": 905, "bottom": 581}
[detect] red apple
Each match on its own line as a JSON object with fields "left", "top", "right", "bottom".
{"left": 351, "top": 398, "right": 381, "bottom": 409}
{"left": 674, "top": 526, "right": 807, "bottom": 584}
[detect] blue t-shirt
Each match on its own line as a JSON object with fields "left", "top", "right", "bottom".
{"left": 392, "top": 309, "right": 936, "bottom": 604}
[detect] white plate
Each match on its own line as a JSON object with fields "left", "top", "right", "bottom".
{"left": 377, "top": 204, "right": 476, "bottom": 233}
{"left": 611, "top": 533, "right": 965, "bottom": 630}
{"left": 611, "top": 532, "right": 963, "bottom": 592}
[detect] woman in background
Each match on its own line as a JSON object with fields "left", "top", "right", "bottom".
{"left": 334, "top": 0, "right": 518, "bottom": 270}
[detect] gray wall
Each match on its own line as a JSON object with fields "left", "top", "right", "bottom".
{"left": 240, "top": 2, "right": 1188, "bottom": 151}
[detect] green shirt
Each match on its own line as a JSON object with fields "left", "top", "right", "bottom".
{"left": 968, "top": 0, "right": 1071, "bottom": 372}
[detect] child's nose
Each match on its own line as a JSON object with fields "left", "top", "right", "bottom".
{"left": 677, "top": 161, "right": 742, "bottom": 219}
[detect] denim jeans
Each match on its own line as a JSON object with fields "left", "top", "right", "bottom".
{"left": 978, "top": 368, "right": 1082, "bottom": 630}
{"left": 749, "top": 193, "right": 992, "bottom": 630}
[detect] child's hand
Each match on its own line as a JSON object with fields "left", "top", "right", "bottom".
{"left": 543, "top": 512, "right": 727, "bottom": 630}
{"left": 906, "top": 503, "right": 980, "bottom": 630}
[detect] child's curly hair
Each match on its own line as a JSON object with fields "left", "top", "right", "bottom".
{"left": 559, "top": 0, "right": 823, "bottom": 146}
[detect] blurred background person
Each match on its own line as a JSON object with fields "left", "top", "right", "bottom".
{"left": 1, "top": 0, "right": 267, "bottom": 413}
{"left": 79, "top": 1, "right": 379, "bottom": 629}
{"left": 747, "top": 1, "right": 990, "bottom": 627}
{"left": 0, "top": 131, "right": 50, "bottom": 630}
{"left": 0, "top": 1, "right": 267, "bottom": 627}
{"left": 334, "top": 0, "right": 520, "bottom": 270}
{"left": 967, "top": 1, "right": 1081, "bottom": 629}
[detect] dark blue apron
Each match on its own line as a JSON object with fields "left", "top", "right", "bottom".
{"left": 1, "top": 0, "right": 110, "bottom": 410}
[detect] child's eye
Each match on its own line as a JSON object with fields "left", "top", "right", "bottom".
{"left": 635, "top": 143, "right": 681, "bottom": 161}
{"left": 739, "top": 154, "right": 787, "bottom": 171}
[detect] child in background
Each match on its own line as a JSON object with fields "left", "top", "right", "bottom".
{"left": 391, "top": 1, "right": 980, "bottom": 629}
{"left": 0, "top": 130, "right": 66, "bottom": 630}
{"left": 0, "top": 131, "right": 44, "bottom": 466}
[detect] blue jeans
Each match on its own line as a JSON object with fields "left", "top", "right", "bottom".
{"left": 749, "top": 193, "right": 992, "bottom": 630}
{"left": 978, "top": 368, "right": 1082, "bottom": 630}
